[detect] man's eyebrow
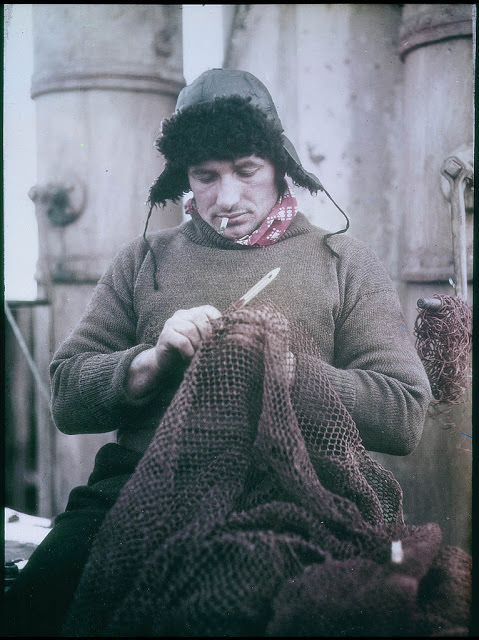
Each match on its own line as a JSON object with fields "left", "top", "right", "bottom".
{"left": 233, "top": 158, "right": 263, "bottom": 169}
{"left": 189, "top": 166, "right": 217, "bottom": 175}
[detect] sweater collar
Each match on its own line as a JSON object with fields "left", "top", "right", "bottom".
{"left": 181, "top": 211, "right": 313, "bottom": 249}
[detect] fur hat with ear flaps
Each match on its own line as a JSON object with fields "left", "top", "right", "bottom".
{"left": 147, "top": 69, "right": 325, "bottom": 208}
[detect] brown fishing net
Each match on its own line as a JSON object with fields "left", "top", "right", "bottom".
{"left": 62, "top": 300, "right": 471, "bottom": 636}
{"left": 414, "top": 294, "right": 472, "bottom": 405}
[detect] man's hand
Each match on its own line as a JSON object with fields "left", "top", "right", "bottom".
{"left": 127, "top": 305, "right": 221, "bottom": 399}
{"left": 154, "top": 305, "right": 222, "bottom": 368}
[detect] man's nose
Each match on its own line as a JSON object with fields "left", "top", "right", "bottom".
{"left": 215, "top": 175, "right": 240, "bottom": 211}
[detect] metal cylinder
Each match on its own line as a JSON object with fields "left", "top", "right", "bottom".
{"left": 30, "top": 5, "right": 184, "bottom": 512}
{"left": 417, "top": 297, "right": 443, "bottom": 311}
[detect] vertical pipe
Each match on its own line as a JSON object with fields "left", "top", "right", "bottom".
{"left": 30, "top": 5, "right": 184, "bottom": 513}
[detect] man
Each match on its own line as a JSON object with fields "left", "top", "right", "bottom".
{"left": 5, "top": 69, "right": 454, "bottom": 636}
{"left": 50, "top": 69, "right": 431, "bottom": 458}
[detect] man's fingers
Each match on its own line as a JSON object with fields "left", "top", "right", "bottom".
{"left": 200, "top": 305, "right": 223, "bottom": 321}
{"left": 157, "top": 306, "right": 222, "bottom": 361}
{"left": 173, "top": 306, "right": 221, "bottom": 343}
{"left": 166, "top": 330, "right": 197, "bottom": 360}
{"left": 192, "top": 309, "right": 221, "bottom": 342}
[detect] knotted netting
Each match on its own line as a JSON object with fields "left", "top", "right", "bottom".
{"left": 63, "top": 300, "right": 471, "bottom": 636}
{"left": 414, "top": 294, "right": 472, "bottom": 405}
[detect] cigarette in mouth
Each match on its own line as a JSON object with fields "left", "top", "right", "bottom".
{"left": 219, "top": 217, "right": 228, "bottom": 235}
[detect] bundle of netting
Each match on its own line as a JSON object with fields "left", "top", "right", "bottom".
{"left": 62, "top": 300, "right": 471, "bottom": 637}
{"left": 414, "top": 295, "right": 472, "bottom": 405}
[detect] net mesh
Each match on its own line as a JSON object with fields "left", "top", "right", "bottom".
{"left": 63, "top": 300, "right": 471, "bottom": 636}
{"left": 414, "top": 294, "right": 472, "bottom": 405}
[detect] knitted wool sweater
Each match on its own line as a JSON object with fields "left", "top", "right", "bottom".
{"left": 50, "top": 212, "right": 432, "bottom": 457}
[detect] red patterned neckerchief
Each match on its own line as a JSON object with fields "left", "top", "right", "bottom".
{"left": 184, "top": 180, "right": 298, "bottom": 246}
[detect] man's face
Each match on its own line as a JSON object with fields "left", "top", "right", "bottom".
{"left": 187, "top": 155, "right": 279, "bottom": 240}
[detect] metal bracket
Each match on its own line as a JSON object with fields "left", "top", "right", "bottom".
{"left": 29, "top": 177, "right": 86, "bottom": 227}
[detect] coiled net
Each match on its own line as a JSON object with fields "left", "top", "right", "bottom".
{"left": 414, "top": 295, "right": 472, "bottom": 405}
{"left": 63, "top": 300, "right": 471, "bottom": 636}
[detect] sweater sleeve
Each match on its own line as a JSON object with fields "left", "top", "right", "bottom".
{"left": 49, "top": 241, "right": 178, "bottom": 435}
{"left": 294, "top": 243, "right": 432, "bottom": 456}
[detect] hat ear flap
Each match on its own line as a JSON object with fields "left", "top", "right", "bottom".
{"left": 148, "top": 164, "right": 190, "bottom": 207}
{"left": 282, "top": 135, "right": 324, "bottom": 194}
{"left": 285, "top": 156, "right": 324, "bottom": 195}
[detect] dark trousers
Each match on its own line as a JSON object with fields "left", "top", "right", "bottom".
{"left": 1, "top": 443, "right": 141, "bottom": 637}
